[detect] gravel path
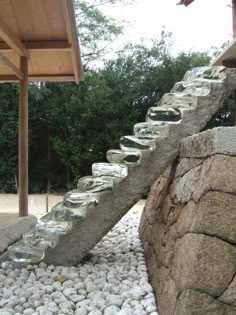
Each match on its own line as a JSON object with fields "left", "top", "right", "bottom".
{"left": 0, "top": 210, "right": 158, "bottom": 315}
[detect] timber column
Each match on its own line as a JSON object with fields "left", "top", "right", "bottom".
{"left": 233, "top": 0, "right": 236, "bottom": 38}
{"left": 232, "top": 0, "right": 236, "bottom": 125}
{"left": 19, "top": 56, "right": 28, "bottom": 216}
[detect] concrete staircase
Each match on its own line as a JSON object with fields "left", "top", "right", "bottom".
{"left": 43, "top": 66, "right": 236, "bottom": 266}
{"left": 1, "top": 66, "right": 236, "bottom": 267}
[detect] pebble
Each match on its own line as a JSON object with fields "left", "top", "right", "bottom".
{"left": 88, "top": 311, "right": 102, "bottom": 315}
{"left": 146, "top": 305, "right": 158, "bottom": 313}
{"left": 106, "top": 295, "right": 124, "bottom": 307}
{"left": 23, "top": 308, "right": 35, "bottom": 315}
{"left": 0, "top": 213, "right": 158, "bottom": 315}
{"left": 63, "top": 287, "right": 77, "bottom": 297}
{"left": 117, "top": 309, "right": 134, "bottom": 315}
{"left": 0, "top": 310, "right": 14, "bottom": 315}
{"left": 104, "top": 305, "right": 121, "bottom": 314}
{"left": 63, "top": 280, "right": 74, "bottom": 288}
{"left": 87, "top": 291, "right": 104, "bottom": 300}
{"left": 128, "top": 286, "right": 146, "bottom": 299}
{"left": 74, "top": 310, "right": 87, "bottom": 315}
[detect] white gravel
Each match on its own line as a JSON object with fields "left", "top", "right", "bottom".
{"left": 0, "top": 211, "right": 158, "bottom": 315}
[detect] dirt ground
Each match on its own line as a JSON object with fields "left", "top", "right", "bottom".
{"left": 0, "top": 194, "right": 63, "bottom": 216}
{"left": 0, "top": 194, "right": 146, "bottom": 216}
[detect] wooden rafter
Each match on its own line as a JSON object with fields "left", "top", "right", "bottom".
{"left": 0, "top": 41, "right": 72, "bottom": 52}
{"left": 0, "top": 17, "right": 28, "bottom": 57}
{"left": 28, "top": 74, "right": 75, "bottom": 81}
{"left": 0, "top": 74, "right": 75, "bottom": 82}
{"left": 0, "top": 52, "right": 23, "bottom": 79}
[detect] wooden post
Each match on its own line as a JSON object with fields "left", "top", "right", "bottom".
{"left": 232, "top": 0, "right": 236, "bottom": 125}
{"left": 18, "top": 56, "right": 28, "bottom": 216}
{"left": 233, "top": 0, "right": 236, "bottom": 38}
{"left": 234, "top": 90, "right": 236, "bottom": 126}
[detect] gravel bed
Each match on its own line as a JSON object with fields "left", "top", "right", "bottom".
{"left": 0, "top": 211, "right": 158, "bottom": 315}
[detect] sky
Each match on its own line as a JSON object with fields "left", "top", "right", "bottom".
{"left": 101, "top": 0, "right": 232, "bottom": 55}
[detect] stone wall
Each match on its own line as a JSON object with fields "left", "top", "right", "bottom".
{"left": 139, "top": 127, "right": 236, "bottom": 315}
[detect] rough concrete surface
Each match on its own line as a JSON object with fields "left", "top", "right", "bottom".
{"left": 0, "top": 194, "right": 62, "bottom": 254}
{"left": 0, "top": 213, "right": 37, "bottom": 253}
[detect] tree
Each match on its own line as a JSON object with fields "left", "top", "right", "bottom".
{"left": 35, "top": 33, "right": 212, "bottom": 190}
{"left": 74, "top": 0, "right": 134, "bottom": 66}
{"left": 0, "top": 1, "right": 216, "bottom": 193}
{"left": 205, "top": 97, "right": 234, "bottom": 129}
{"left": 0, "top": 83, "right": 18, "bottom": 192}
{"left": 27, "top": 0, "right": 137, "bottom": 192}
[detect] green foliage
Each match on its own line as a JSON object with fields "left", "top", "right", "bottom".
{"left": 0, "top": 84, "right": 18, "bottom": 192}
{"left": 30, "top": 33, "right": 212, "bottom": 191}
{"left": 74, "top": 0, "right": 125, "bottom": 66}
{"left": 0, "top": 35, "right": 213, "bottom": 192}
{"left": 205, "top": 97, "right": 234, "bottom": 129}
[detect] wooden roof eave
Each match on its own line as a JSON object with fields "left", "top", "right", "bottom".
{"left": 211, "top": 39, "right": 236, "bottom": 67}
{"left": 0, "top": 0, "right": 83, "bottom": 83}
{"left": 62, "top": 0, "right": 84, "bottom": 83}
{"left": 0, "top": 41, "right": 72, "bottom": 52}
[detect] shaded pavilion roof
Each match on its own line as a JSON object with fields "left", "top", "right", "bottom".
{"left": 0, "top": 0, "right": 83, "bottom": 83}
{"left": 211, "top": 39, "right": 236, "bottom": 66}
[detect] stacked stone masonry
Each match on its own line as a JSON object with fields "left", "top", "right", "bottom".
{"left": 139, "top": 127, "right": 236, "bottom": 315}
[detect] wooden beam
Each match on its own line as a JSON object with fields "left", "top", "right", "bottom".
{"left": 0, "top": 75, "right": 18, "bottom": 81}
{"left": 222, "top": 59, "right": 236, "bottom": 67}
{"left": 0, "top": 18, "right": 28, "bottom": 57}
{"left": 0, "top": 52, "right": 23, "bottom": 79}
{"left": 211, "top": 39, "right": 236, "bottom": 66}
{"left": 18, "top": 56, "right": 28, "bottom": 216}
{"left": 0, "top": 41, "right": 72, "bottom": 52}
{"left": 62, "top": 0, "right": 83, "bottom": 83}
{"left": 0, "top": 74, "right": 75, "bottom": 82}
{"left": 28, "top": 75, "right": 75, "bottom": 82}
